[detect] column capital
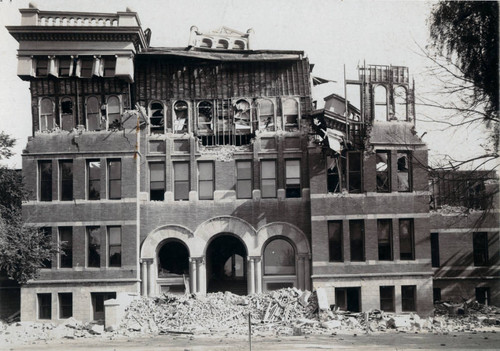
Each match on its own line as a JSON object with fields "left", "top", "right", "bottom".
{"left": 297, "top": 253, "right": 310, "bottom": 261}
{"left": 247, "top": 256, "right": 256, "bottom": 262}
{"left": 248, "top": 256, "right": 261, "bottom": 262}
{"left": 190, "top": 256, "right": 205, "bottom": 264}
{"left": 141, "top": 258, "right": 154, "bottom": 264}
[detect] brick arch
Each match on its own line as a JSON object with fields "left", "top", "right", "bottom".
{"left": 140, "top": 225, "right": 205, "bottom": 258}
{"left": 194, "top": 216, "right": 257, "bottom": 256}
{"left": 257, "top": 222, "right": 310, "bottom": 257}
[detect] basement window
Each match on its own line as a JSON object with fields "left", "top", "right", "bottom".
{"left": 38, "top": 293, "right": 51, "bottom": 320}
{"left": 476, "top": 287, "right": 490, "bottom": 306}
{"left": 58, "top": 293, "right": 72, "bottom": 319}
{"left": 335, "top": 287, "right": 361, "bottom": 312}
{"left": 91, "top": 292, "right": 116, "bottom": 321}
{"left": 380, "top": 286, "right": 395, "bottom": 312}
{"left": 401, "top": 285, "right": 416, "bottom": 312}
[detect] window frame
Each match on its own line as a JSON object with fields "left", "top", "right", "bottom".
{"left": 397, "top": 151, "right": 412, "bottom": 192}
{"left": 38, "top": 293, "right": 52, "bottom": 320}
{"left": 473, "top": 232, "right": 489, "bottom": 266}
{"left": 347, "top": 151, "right": 362, "bottom": 193}
{"left": 263, "top": 238, "right": 296, "bottom": 276}
{"left": 39, "top": 160, "right": 53, "bottom": 202}
{"left": 376, "top": 151, "right": 391, "bottom": 192}
{"left": 236, "top": 160, "right": 252, "bottom": 199}
{"left": 327, "top": 156, "right": 341, "bottom": 193}
{"left": 87, "top": 226, "right": 101, "bottom": 268}
{"left": 149, "top": 162, "right": 165, "bottom": 201}
{"left": 257, "top": 98, "right": 276, "bottom": 132}
{"left": 87, "top": 160, "right": 101, "bottom": 200}
{"left": 196, "top": 100, "right": 214, "bottom": 134}
{"left": 198, "top": 161, "right": 215, "bottom": 200}
{"left": 59, "top": 160, "right": 73, "bottom": 201}
{"left": 282, "top": 97, "right": 300, "bottom": 132}
{"left": 85, "top": 96, "right": 103, "bottom": 131}
{"left": 399, "top": 219, "right": 415, "bottom": 260}
{"left": 58, "top": 292, "right": 73, "bottom": 319}
{"left": 58, "top": 56, "right": 74, "bottom": 77}
{"left": 58, "top": 227, "right": 73, "bottom": 269}
{"left": 374, "top": 85, "right": 388, "bottom": 121}
{"left": 106, "top": 95, "right": 122, "bottom": 130}
{"left": 59, "top": 96, "right": 75, "bottom": 131}
{"left": 261, "top": 159, "right": 277, "bottom": 198}
{"left": 401, "top": 285, "right": 417, "bottom": 312}
{"left": 328, "top": 220, "right": 343, "bottom": 262}
{"left": 349, "top": 219, "right": 365, "bottom": 262}
{"left": 149, "top": 100, "right": 166, "bottom": 134}
{"left": 107, "top": 159, "right": 121, "bottom": 200}
{"left": 285, "top": 159, "right": 301, "bottom": 198}
{"left": 102, "top": 55, "right": 116, "bottom": 77}
{"left": 394, "top": 85, "right": 408, "bottom": 121}
{"left": 108, "top": 226, "right": 122, "bottom": 268}
{"left": 377, "top": 219, "right": 393, "bottom": 261}
{"left": 39, "top": 97, "right": 55, "bottom": 132}
{"left": 379, "top": 286, "right": 395, "bottom": 312}
{"left": 173, "top": 161, "right": 190, "bottom": 201}
{"left": 78, "top": 56, "right": 95, "bottom": 78}
{"left": 431, "top": 232, "right": 440, "bottom": 268}
{"left": 35, "top": 56, "right": 49, "bottom": 77}
{"left": 173, "top": 100, "right": 190, "bottom": 134}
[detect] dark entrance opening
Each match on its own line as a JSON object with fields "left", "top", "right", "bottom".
{"left": 335, "top": 287, "right": 361, "bottom": 312}
{"left": 206, "top": 234, "right": 247, "bottom": 295}
{"left": 158, "top": 240, "right": 190, "bottom": 278}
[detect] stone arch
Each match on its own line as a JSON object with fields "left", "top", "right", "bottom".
{"left": 257, "top": 222, "right": 310, "bottom": 257}
{"left": 140, "top": 224, "right": 205, "bottom": 259}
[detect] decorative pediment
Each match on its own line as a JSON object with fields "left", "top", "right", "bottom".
{"left": 210, "top": 26, "right": 246, "bottom": 37}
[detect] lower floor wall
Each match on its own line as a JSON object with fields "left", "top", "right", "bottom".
{"left": 433, "top": 278, "right": 500, "bottom": 306}
{"left": 312, "top": 275, "right": 434, "bottom": 316}
{"left": 20, "top": 281, "right": 139, "bottom": 323}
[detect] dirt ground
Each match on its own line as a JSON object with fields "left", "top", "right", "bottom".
{"left": 2, "top": 331, "right": 499, "bottom": 351}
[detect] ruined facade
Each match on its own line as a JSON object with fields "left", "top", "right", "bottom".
{"left": 6, "top": 6, "right": 498, "bottom": 322}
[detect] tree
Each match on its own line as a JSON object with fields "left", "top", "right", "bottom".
{"left": 0, "top": 132, "right": 58, "bottom": 284}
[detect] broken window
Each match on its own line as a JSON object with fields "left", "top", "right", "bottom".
{"left": 39, "top": 160, "right": 52, "bottom": 201}
{"left": 285, "top": 159, "right": 301, "bottom": 198}
{"left": 149, "top": 101, "right": 165, "bottom": 134}
{"left": 86, "top": 96, "right": 103, "bottom": 131}
{"left": 40, "top": 227, "right": 52, "bottom": 269}
{"left": 91, "top": 292, "right": 116, "bottom": 321}
{"left": 38, "top": 293, "right": 51, "bottom": 320}
{"left": 236, "top": 160, "right": 252, "bottom": 199}
{"left": 328, "top": 221, "right": 343, "bottom": 262}
{"left": 60, "top": 97, "right": 74, "bottom": 131}
{"left": 80, "top": 57, "right": 94, "bottom": 78}
{"left": 87, "top": 160, "right": 101, "bottom": 200}
{"left": 377, "top": 219, "right": 393, "bottom": 261}
{"left": 380, "top": 286, "right": 395, "bottom": 312}
{"left": 59, "top": 160, "right": 73, "bottom": 201}
{"left": 197, "top": 101, "right": 213, "bottom": 133}
{"left": 106, "top": 96, "right": 121, "bottom": 129}
{"left": 401, "top": 285, "right": 416, "bottom": 312}
{"left": 399, "top": 219, "right": 414, "bottom": 260}
{"left": 234, "top": 99, "right": 252, "bottom": 133}
{"left": 283, "top": 99, "right": 299, "bottom": 132}
{"left": 87, "top": 226, "right": 101, "bottom": 268}
{"left": 264, "top": 239, "right": 296, "bottom": 275}
{"left": 376, "top": 151, "right": 390, "bottom": 192}
{"left": 58, "top": 293, "right": 72, "bottom": 319}
{"left": 349, "top": 220, "right": 365, "bottom": 261}
{"left": 173, "top": 101, "right": 189, "bottom": 134}
{"left": 150, "top": 162, "right": 165, "bottom": 201}
{"left": 58, "top": 56, "right": 73, "bottom": 77}
{"left": 108, "top": 159, "right": 121, "bottom": 200}
{"left": 174, "top": 162, "right": 190, "bottom": 201}
{"left": 473, "top": 232, "right": 489, "bottom": 266}
{"left": 108, "top": 226, "right": 122, "bottom": 267}
{"left": 36, "top": 56, "right": 49, "bottom": 77}
{"left": 198, "top": 162, "right": 214, "bottom": 200}
{"left": 261, "top": 160, "right": 277, "bottom": 198}
{"left": 158, "top": 240, "right": 190, "bottom": 278}
{"left": 103, "top": 56, "right": 116, "bottom": 77}
{"left": 59, "top": 227, "right": 73, "bottom": 268}
{"left": 431, "top": 232, "right": 440, "bottom": 268}
{"left": 374, "top": 85, "right": 387, "bottom": 121}
{"left": 397, "top": 152, "right": 411, "bottom": 192}
{"left": 258, "top": 99, "right": 275, "bottom": 132}
{"left": 40, "top": 98, "right": 55, "bottom": 131}
{"left": 433, "top": 288, "right": 441, "bottom": 302}
{"left": 335, "top": 287, "right": 361, "bottom": 312}
{"left": 394, "top": 86, "right": 407, "bottom": 120}
{"left": 347, "top": 152, "right": 362, "bottom": 193}
{"left": 327, "top": 156, "right": 341, "bottom": 193}
{"left": 476, "top": 287, "right": 490, "bottom": 306}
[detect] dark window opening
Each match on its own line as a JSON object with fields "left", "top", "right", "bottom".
{"left": 58, "top": 56, "right": 73, "bottom": 77}
{"left": 348, "top": 152, "right": 362, "bottom": 193}
{"left": 285, "top": 159, "right": 301, "bottom": 198}
{"left": 397, "top": 152, "right": 411, "bottom": 192}
{"left": 88, "top": 160, "right": 101, "bottom": 200}
{"left": 198, "top": 101, "right": 213, "bottom": 132}
{"left": 87, "top": 226, "right": 101, "bottom": 268}
{"left": 174, "top": 101, "right": 189, "bottom": 133}
{"left": 39, "top": 160, "right": 52, "bottom": 201}
{"left": 349, "top": 220, "right": 365, "bottom": 261}
{"left": 261, "top": 160, "right": 277, "bottom": 198}
{"left": 150, "top": 162, "right": 165, "bottom": 201}
{"left": 80, "top": 57, "right": 94, "bottom": 78}
{"left": 380, "top": 286, "right": 395, "bottom": 312}
{"left": 433, "top": 288, "right": 441, "bottom": 302}
{"left": 158, "top": 241, "right": 190, "bottom": 278}
{"left": 103, "top": 56, "right": 116, "bottom": 77}
{"left": 36, "top": 57, "right": 49, "bottom": 77}
{"left": 150, "top": 102, "right": 165, "bottom": 134}
{"left": 377, "top": 219, "right": 393, "bottom": 261}
{"left": 234, "top": 99, "right": 253, "bottom": 133}
{"left": 107, "top": 96, "right": 121, "bottom": 129}
{"left": 399, "top": 219, "right": 414, "bottom": 260}
{"left": 328, "top": 221, "right": 343, "bottom": 262}
{"left": 91, "top": 292, "right": 116, "bottom": 321}
{"left": 108, "top": 159, "right": 121, "bottom": 200}
{"left": 58, "top": 293, "right": 72, "bottom": 319}
{"left": 38, "top": 293, "right": 51, "bottom": 320}
{"left": 258, "top": 100, "right": 275, "bottom": 132}
{"left": 401, "top": 285, "right": 416, "bottom": 312}
{"left": 264, "top": 239, "right": 296, "bottom": 275}
{"left": 431, "top": 232, "right": 440, "bottom": 268}
{"left": 40, "top": 227, "right": 52, "bottom": 268}
{"left": 473, "top": 232, "right": 489, "bottom": 266}
{"left": 59, "top": 227, "right": 73, "bottom": 268}
{"left": 335, "top": 287, "right": 361, "bottom": 312}
{"left": 108, "top": 227, "right": 121, "bottom": 267}
{"left": 236, "top": 161, "right": 252, "bottom": 199}
{"left": 376, "top": 151, "right": 390, "bottom": 192}
{"left": 476, "top": 287, "right": 490, "bottom": 305}
{"left": 283, "top": 99, "right": 299, "bottom": 132}
{"left": 86, "top": 96, "right": 103, "bottom": 131}
{"left": 60, "top": 98, "right": 74, "bottom": 131}
{"left": 60, "top": 160, "right": 73, "bottom": 201}
{"left": 327, "top": 157, "right": 341, "bottom": 193}
{"left": 174, "top": 162, "right": 190, "bottom": 201}
{"left": 198, "top": 162, "right": 214, "bottom": 200}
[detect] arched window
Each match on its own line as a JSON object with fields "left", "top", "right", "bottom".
{"left": 149, "top": 101, "right": 165, "bottom": 134}
{"left": 374, "top": 85, "right": 388, "bottom": 121}
{"left": 86, "top": 96, "right": 102, "bottom": 131}
{"left": 200, "top": 38, "right": 212, "bottom": 48}
{"left": 264, "top": 239, "right": 296, "bottom": 275}
{"left": 60, "top": 97, "right": 74, "bottom": 131}
{"left": 283, "top": 99, "right": 299, "bottom": 131}
{"left": 197, "top": 101, "right": 213, "bottom": 132}
{"left": 173, "top": 100, "right": 189, "bottom": 134}
{"left": 216, "top": 40, "right": 229, "bottom": 49}
{"left": 258, "top": 99, "right": 275, "bottom": 132}
{"left": 39, "top": 98, "right": 55, "bottom": 131}
{"left": 106, "top": 96, "right": 121, "bottom": 129}
{"left": 234, "top": 99, "right": 252, "bottom": 132}
{"left": 157, "top": 240, "right": 190, "bottom": 278}
{"left": 394, "top": 86, "right": 407, "bottom": 120}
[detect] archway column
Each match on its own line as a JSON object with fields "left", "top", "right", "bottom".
{"left": 140, "top": 258, "right": 154, "bottom": 297}
{"left": 140, "top": 259, "right": 148, "bottom": 296}
{"left": 247, "top": 257, "right": 255, "bottom": 294}
{"left": 297, "top": 254, "right": 310, "bottom": 291}
{"left": 196, "top": 257, "right": 206, "bottom": 294}
{"left": 254, "top": 257, "right": 262, "bottom": 294}
{"left": 189, "top": 257, "right": 197, "bottom": 294}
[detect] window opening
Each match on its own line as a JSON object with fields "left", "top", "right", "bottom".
{"left": 59, "top": 160, "right": 73, "bottom": 201}
{"left": 60, "top": 97, "right": 74, "bottom": 131}
{"left": 327, "top": 157, "right": 341, "bottom": 193}
{"left": 87, "top": 226, "right": 101, "bottom": 268}
{"left": 91, "top": 292, "right": 116, "bottom": 321}
{"left": 476, "top": 287, "right": 490, "bottom": 306}
{"left": 377, "top": 219, "right": 393, "bottom": 260}
{"left": 431, "top": 232, "right": 440, "bottom": 268}
{"left": 158, "top": 241, "right": 189, "bottom": 278}
{"left": 107, "top": 96, "right": 121, "bottom": 129}
{"left": 103, "top": 56, "right": 116, "bottom": 77}
{"left": 376, "top": 151, "right": 390, "bottom": 192}
{"left": 58, "top": 56, "right": 73, "bottom": 77}
{"left": 258, "top": 99, "right": 275, "bottom": 132}
{"left": 58, "top": 293, "right": 72, "bottom": 319}
{"left": 397, "top": 152, "right": 411, "bottom": 192}
{"left": 108, "top": 226, "right": 121, "bottom": 267}
{"left": 40, "top": 98, "right": 55, "bottom": 131}
{"left": 80, "top": 57, "right": 94, "bottom": 78}
{"left": 174, "top": 101, "right": 189, "bottom": 133}
{"left": 197, "top": 101, "right": 214, "bottom": 134}
{"left": 261, "top": 160, "right": 277, "bottom": 198}
{"left": 86, "top": 96, "right": 103, "bottom": 131}
{"left": 380, "top": 286, "right": 395, "bottom": 312}
{"left": 264, "top": 239, "right": 296, "bottom": 275}
{"left": 198, "top": 162, "right": 214, "bottom": 200}
{"left": 200, "top": 38, "right": 212, "bottom": 48}
{"left": 40, "top": 227, "right": 52, "bottom": 268}
{"left": 39, "top": 160, "right": 52, "bottom": 201}
{"left": 59, "top": 227, "right": 73, "bottom": 268}
{"left": 399, "top": 219, "right": 414, "bottom": 260}
{"left": 150, "top": 163, "right": 165, "bottom": 201}
{"left": 335, "top": 287, "right": 361, "bottom": 312}
{"left": 349, "top": 220, "right": 365, "bottom": 261}
{"left": 38, "top": 293, "right": 51, "bottom": 320}
{"left": 374, "top": 85, "right": 387, "bottom": 121}
{"left": 236, "top": 161, "right": 252, "bottom": 199}
{"left": 283, "top": 99, "right": 299, "bottom": 132}
{"left": 433, "top": 288, "right": 441, "bottom": 302}
{"left": 36, "top": 57, "right": 49, "bottom": 77}
{"left": 348, "top": 152, "right": 362, "bottom": 193}
{"left": 328, "top": 221, "right": 343, "bottom": 262}
{"left": 285, "top": 159, "right": 301, "bottom": 198}
{"left": 394, "top": 86, "right": 407, "bottom": 120}
{"left": 149, "top": 101, "right": 165, "bottom": 134}
{"left": 473, "top": 232, "right": 489, "bottom": 266}
{"left": 234, "top": 99, "right": 253, "bottom": 133}
{"left": 108, "top": 159, "right": 121, "bottom": 200}
{"left": 88, "top": 160, "right": 101, "bottom": 200}
{"left": 401, "top": 285, "right": 416, "bottom": 312}
{"left": 174, "top": 162, "right": 190, "bottom": 201}
{"left": 216, "top": 40, "right": 229, "bottom": 49}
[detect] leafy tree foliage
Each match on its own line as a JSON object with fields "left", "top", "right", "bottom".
{"left": 0, "top": 132, "right": 16, "bottom": 160}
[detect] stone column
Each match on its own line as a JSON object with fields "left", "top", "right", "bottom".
{"left": 248, "top": 257, "right": 255, "bottom": 294}
{"left": 141, "top": 259, "right": 148, "bottom": 296}
{"left": 297, "top": 255, "right": 305, "bottom": 291}
{"left": 197, "top": 257, "right": 206, "bottom": 295}
{"left": 144, "top": 258, "right": 154, "bottom": 297}
{"left": 254, "top": 257, "right": 262, "bottom": 294}
{"left": 189, "top": 257, "right": 197, "bottom": 294}
{"left": 304, "top": 255, "right": 311, "bottom": 291}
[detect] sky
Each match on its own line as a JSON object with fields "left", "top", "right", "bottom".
{"left": 0, "top": 0, "right": 496, "bottom": 170}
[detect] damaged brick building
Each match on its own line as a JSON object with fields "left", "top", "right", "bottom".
{"left": 5, "top": 6, "right": 498, "bottom": 323}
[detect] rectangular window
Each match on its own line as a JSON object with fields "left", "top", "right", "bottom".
{"left": 108, "top": 227, "right": 121, "bottom": 267}
{"left": 285, "top": 159, "right": 301, "bottom": 198}
{"left": 58, "top": 293, "right": 72, "bottom": 319}
{"left": 59, "top": 160, "right": 73, "bottom": 201}
{"left": 150, "top": 162, "right": 165, "bottom": 201}
{"left": 476, "top": 287, "right": 490, "bottom": 305}
{"left": 261, "top": 160, "right": 277, "bottom": 198}
{"left": 349, "top": 220, "right": 365, "bottom": 261}
{"left": 87, "top": 226, "right": 101, "bottom": 268}
{"left": 39, "top": 160, "right": 52, "bottom": 201}
{"left": 80, "top": 57, "right": 94, "bottom": 78}
{"left": 380, "top": 286, "right": 395, "bottom": 312}
{"left": 399, "top": 219, "right": 415, "bottom": 260}
{"left": 401, "top": 285, "right": 416, "bottom": 312}
{"left": 108, "top": 159, "right": 121, "bottom": 200}
{"left": 328, "top": 221, "right": 343, "bottom": 262}
{"left": 376, "top": 151, "right": 390, "bottom": 192}
{"left": 198, "top": 162, "right": 214, "bottom": 200}
{"left": 348, "top": 152, "right": 362, "bottom": 193}
{"left": 433, "top": 288, "right": 441, "bottom": 302}
{"left": 88, "top": 160, "right": 101, "bottom": 200}
{"left": 327, "top": 156, "right": 340, "bottom": 193}
{"left": 58, "top": 56, "right": 72, "bottom": 77}
{"left": 236, "top": 161, "right": 252, "bottom": 199}
{"left": 40, "top": 227, "right": 52, "bottom": 269}
{"left": 36, "top": 56, "right": 48, "bottom": 76}
{"left": 103, "top": 56, "right": 116, "bottom": 77}
{"left": 397, "top": 152, "right": 412, "bottom": 192}
{"left": 38, "top": 293, "right": 51, "bottom": 320}
{"left": 473, "top": 232, "right": 489, "bottom": 266}
{"left": 174, "top": 162, "right": 190, "bottom": 201}
{"left": 59, "top": 227, "right": 72, "bottom": 268}
{"left": 377, "top": 219, "right": 393, "bottom": 261}
{"left": 91, "top": 292, "right": 116, "bottom": 321}
{"left": 431, "top": 232, "right": 440, "bottom": 268}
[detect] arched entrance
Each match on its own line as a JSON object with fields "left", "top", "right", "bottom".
{"left": 206, "top": 234, "right": 247, "bottom": 295}
{"left": 157, "top": 239, "right": 190, "bottom": 294}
